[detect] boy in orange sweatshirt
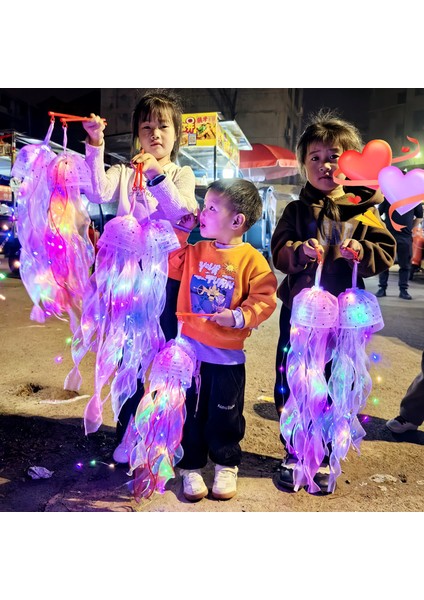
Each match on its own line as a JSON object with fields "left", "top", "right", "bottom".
{"left": 169, "top": 178, "right": 277, "bottom": 501}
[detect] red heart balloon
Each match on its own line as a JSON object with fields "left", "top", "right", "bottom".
{"left": 339, "top": 139, "right": 392, "bottom": 190}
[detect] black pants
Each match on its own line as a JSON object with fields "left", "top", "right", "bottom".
{"left": 177, "top": 362, "right": 246, "bottom": 469}
{"left": 116, "top": 277, "right": 181, "bottom": 443}
{"left": 274, "top": 304, "right": 292, "bottom": 417}
{"left": 378, "top": 237, "right": 412, "bottom": 291}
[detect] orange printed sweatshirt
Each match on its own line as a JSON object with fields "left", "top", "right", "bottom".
{"left": 169, "top": 240, "right": 277, "bottom": 350}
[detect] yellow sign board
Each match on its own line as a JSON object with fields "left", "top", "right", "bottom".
{"left": 181, "top": 112, "right": 239, "bottom": 166}
{"left": 181, "top": 112, "right": 217, "bottom": 148}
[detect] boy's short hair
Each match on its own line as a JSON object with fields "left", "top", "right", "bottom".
{"left": 132, "top": 88, "right": 184, "bottom": 161}
{"left": 296, "top": 108, "right": 363, "bottom": 179}
{"left": 207, "top": 178, "right": 262, "bottom": 231}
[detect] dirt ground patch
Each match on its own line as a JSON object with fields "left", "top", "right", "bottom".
{"left": 1, "top": 266, "right": 423, "bottom": 598}
{"left": 1, "top": 270, "right": 424, "bottom": 514}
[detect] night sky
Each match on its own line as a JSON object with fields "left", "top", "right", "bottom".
{"left": 302, "top": 88, "right": 371, "bottom": 134}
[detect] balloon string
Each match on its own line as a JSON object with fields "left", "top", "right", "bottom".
{"left": 314, "top": 260, "right": 323, "bottom": 287}
{"left": 313, "top": 248, "right": 324, "bottom": 287}
{"left": 352, "top": 260, "right": 358, "bottom": 288}
{"left": 62, "top": 123, "right": 68, "bottom": 151}
{"left": 44, "top": 120, "right": 55, "bottom": 145}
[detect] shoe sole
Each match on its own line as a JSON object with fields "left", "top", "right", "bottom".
{"left": 275, "top": 473, "right": 298, "bottom": 491}
{"left": 386, "top": 424, "right": 418, "bottom": 434}
{"left": 183, "top": 489, "right": 208, "bottom": 502}
{"left": 211, "top": 490, "right": 236, "bottom": 500}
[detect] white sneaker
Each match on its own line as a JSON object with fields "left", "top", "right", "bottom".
{"left": 212, "top": 464, "right": 238, "bottom": 500}
{"left": 180, "top": 469, "right": 208, "bottom": 501}
{"left": 386, "top": 415, "right": 419, "bottom": 434}
{"left": 113, "top": 418, "right": 138, "bottom": 464}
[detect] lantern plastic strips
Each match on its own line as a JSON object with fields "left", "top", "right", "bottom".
{"left": 136, "top": 219, "right": 181, "bottom": 380}
{"left": 128, "top": 325, "right": 197, "bottom": 500}
{"left": 11, "top": 121, "right": 57, "bottom": 323}
{"left": 70, "top": 214, "right": 146, "bottom": 433}
{"left": 11, "top": 121, "right": 95, "bottom": 332}
{"left": 43, "top": 147, "right": 95, "bottom": 332}
{"left": 68, "top": 210, "right": 181, "bottom": 434}
{"left": 281, "top": 259, "right": 384, "bottom": 494}
{"left": 280, "top": 263, "right": 339, "bottom": 493}
{"left": 326, "top": 262, "right": 384, "bottom": 492}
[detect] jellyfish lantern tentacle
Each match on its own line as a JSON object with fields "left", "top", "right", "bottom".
{"left": 44, "top": 151, "right": 95, "bottom": 332}
{"left": 77, "top": 213, "right": 146, "bottom": 434}
{"left": 280, "top": 276, "right": 339, "bottom": 494}
{"left": 129, "top": 329, "right": 197, "bottom": 500}
{"left": 327, "top": 280, "right": 384, "bottom": 492}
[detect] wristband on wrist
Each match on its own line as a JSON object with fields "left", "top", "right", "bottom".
{"left": 147, "top": 173, "right": 166, "bottom": 187}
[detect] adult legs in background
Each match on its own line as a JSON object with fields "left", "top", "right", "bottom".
{"left": 397, "top": 238, "right": 412, "bottom": 298}
{"left": 387, "top": 351, "right": 424, "bottom": 432}
{"left": 376, "top": 268, "right": 389, "bottom": 296}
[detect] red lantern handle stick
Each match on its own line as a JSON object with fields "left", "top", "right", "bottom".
{"left": 48, "top": 111, "right": 107, "bottom": 125}
{"left": 344, "top": 247, "right": 359, "bottom": 261}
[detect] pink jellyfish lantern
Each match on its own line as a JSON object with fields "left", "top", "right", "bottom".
{"left": 327, "top": 259, "right": 384, "bottom": 492}
{"left": 280, "top": 260, "right": 339, "bottom": 493}
{"left": 72, "top": 212, "right": 147, "bottom": 434}
{"left": 11, "top": 120, "right": 57, "bottom": 323}
{"left": 69, "top": 162, "right": 180, "bottom": 435}
{"left": 129, "top": 322, "right": 197, "bottom": 500}
{"left": 43, "top": 132, "right": 95, "bottom": 332}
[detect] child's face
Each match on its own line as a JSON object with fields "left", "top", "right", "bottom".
{"left": 200, "top": 191, "right": 237, "bottom": 240}
{"left": 304, "top": 141, "right": 343, "bottom": 193}
{"left": 138, "top": 109, "right": 176, "bottom": 162}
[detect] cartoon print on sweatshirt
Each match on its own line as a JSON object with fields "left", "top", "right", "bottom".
{"left": 189, "top": 259, "right": 237, "bottom": 314}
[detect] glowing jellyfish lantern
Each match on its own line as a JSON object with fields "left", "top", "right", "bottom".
{"left": 43, "top": 146, "right": 95, "bottom": 332}
{"left": 129, "top": 324, "right": 197, "bottom": 500}
{"left": 11, "top": 121, "right": 57, "bottom": 323}
{"left": 280, "top": 262, "right": 339, "bottom": 493}
{"left": 327, "top": 261, "right": 384, "bottom": 492}
{"left": 68, "top": 213, "right": 146, "bottom": 433}
{"left": 67, "top": 159, "right": 181, "bottom": 438}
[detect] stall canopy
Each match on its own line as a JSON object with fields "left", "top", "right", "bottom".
{"left": 239, "top": 143, "right": 298, "bottom": 181}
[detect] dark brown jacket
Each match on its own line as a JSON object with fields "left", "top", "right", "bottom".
{"left": 271, "top": 182, "right": 396, "bottom": 308}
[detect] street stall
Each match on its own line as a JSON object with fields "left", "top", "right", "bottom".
{"left": 178, "top": 111, "right": 245, "bottom": 185}
{"left": 177, "top": 112, "right": 279, "bottom": 257}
